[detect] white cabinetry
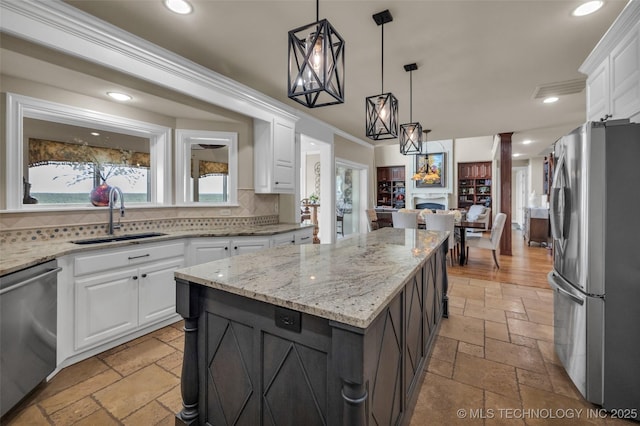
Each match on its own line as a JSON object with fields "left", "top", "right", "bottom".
{"left": 188, "top": 236, "right": 271, "bottom": 266}
{"left": 254, "top": 118, "right": 295, "bottom": 194}
{"left": 73, "top": 241, "right": 184, "bottom": 351}
{"left": 271, "top": 227, "right": 313, "bottom": 247}
{"left": 582, "top": 3, "right": 640, "bottom": 122}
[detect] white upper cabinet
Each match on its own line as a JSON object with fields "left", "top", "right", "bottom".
{"left": 254, "top": 118, "right": 296, "bottom": 194}
{"left": 582, "top": 2, "right": 640, "bottom": 123}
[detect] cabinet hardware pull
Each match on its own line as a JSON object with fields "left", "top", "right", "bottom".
{"left": 234, "top": 246, "right": 238, "bottom": 250}
{"left": 128, "top": 254, "right": 150, "bottom": 260}
{"left": 224, "top": 247, "right": 228, "bottom": 250}
{"left": 300, "top": 236, "right": 310, "bottom": 240}
{"left": 141, "top": 274, "right": 147, "bottom": 278}
{"left": 132, "top": 276, "right": 138, "bottom": 280}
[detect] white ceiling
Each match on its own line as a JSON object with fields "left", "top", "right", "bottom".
{"left": 6, "top": 1, "right": 632, "bottom": 159}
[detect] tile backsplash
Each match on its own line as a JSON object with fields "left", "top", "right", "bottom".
{"left": 0, "top": 190, "right": 280, "bottom": 244}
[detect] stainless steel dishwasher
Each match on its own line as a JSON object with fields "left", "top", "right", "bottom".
{"left": 0, "top": 260, "right": 60, "bottom": 417}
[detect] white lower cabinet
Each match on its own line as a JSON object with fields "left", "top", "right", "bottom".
{"left": 271, "top": 228, "right": 314, "bottom": 247}
{"left": 75, "top": 267, "right": 139, "bottom": 350}
{"left": 139, "top": 258, "right": 184, "bottom": 326}
{"left": 72, "top": 241, "right": 184, "bottom": 351}
{"left": 188, "top": 236, "right": 271, "bottom": 265}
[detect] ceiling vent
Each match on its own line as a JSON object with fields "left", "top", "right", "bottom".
{"left": 532, "top": 79, "right": 586, "bottom": 99}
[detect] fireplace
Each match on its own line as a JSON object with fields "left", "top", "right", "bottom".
{"left": 414, "top": 195, "right": 449, "bottom": 210}
{"left": 415, "top": 202, "right": 445, "bottom": 210}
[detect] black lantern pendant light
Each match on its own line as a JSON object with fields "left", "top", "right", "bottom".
{"left": 399, "top": 63, "right": 425, "bottom": 155}
{"left": 366, "top": 10, "right": 398, "bottom": 140}
{"left": 288, "top": 0, "right": 345, "bottom": 108}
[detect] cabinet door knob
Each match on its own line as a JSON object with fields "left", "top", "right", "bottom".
{"left": 234, "top": 246, "right": 238, "bottom": 250}
{"left": 141, "top": 273, "right": 147, "bottom": 278}
{"left": 224, "top": 247, "right": 228, "bottom": 250}
{"left": 132, "top": 276, "right": 138, "bottom": 280}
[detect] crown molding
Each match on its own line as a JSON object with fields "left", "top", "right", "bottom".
{"left": 0, "top": 0, "right": 298, "bottom": 123}
{"left": 580, "top": 0, "right": 640, "bottom": 74}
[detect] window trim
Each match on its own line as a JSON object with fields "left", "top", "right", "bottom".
{"left": 175, "top": 129, "right": 238, "bottom": 206}
{"left": 5, "top": 93, "right": 172, "bottom": 210}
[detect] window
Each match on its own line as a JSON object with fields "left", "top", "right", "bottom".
{"left": 175, "top": 129, "right": 238, "bottom": 205}
{"left": 4, "top": 93, "right": 171, "bottom": 210}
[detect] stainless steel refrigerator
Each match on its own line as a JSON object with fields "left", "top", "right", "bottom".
{"left": 548, "top": 120, "right": 639, "bottom": 419}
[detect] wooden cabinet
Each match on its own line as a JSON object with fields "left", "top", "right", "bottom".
{"left": 457, "top": 161, "right": 492, "bottom": 209}
{"left": 73, "top": 241, "right": 185, "bottom": 350}
{"left": 523, "top": 207, "right": 549, "bottom": 246}
{"left": 254, "top": 118, "right": 296, "bottom": 194}
{"left": 377, "top": 166, "right": 405, "bottom": 208}
{"left": 582, "top": 4, "right": 640, "bottom": 122}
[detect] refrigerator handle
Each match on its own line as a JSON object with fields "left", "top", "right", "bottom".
{"left": 547, "top": 272, "right": 584, "bottom": 305}
{"left": 550, "top": 152, "right": 570, "bottom": 242}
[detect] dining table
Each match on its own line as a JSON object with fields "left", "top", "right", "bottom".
{"left": 454, "top": 221, "right": 487, "bottom": 266}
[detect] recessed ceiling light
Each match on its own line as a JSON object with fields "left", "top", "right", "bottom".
{"left": 572, "top": 1, "right": 604, "bottom": 17}
{"left": 522, "top": 139, "right": 532, "bottom": 144}
{"left": 164, "top": 0, "right": 192, "bottom": 14}
{"left": 90, "top": 132, "right": 100, "bottom": 136}
{"left": 543, "top": 96, "right": 559, "bottom": 104}
{"left": 513, "top": 153, "right": 521, "bottom": 157}
{"left": 107, "top": 92, "right": 132, "bottom": 101}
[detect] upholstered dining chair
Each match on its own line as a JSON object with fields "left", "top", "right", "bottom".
{"left": 465, "top": 212, "right": 507, "bottom": 268}
{"left": 424, "top": 212, "right": 456, "bottom": 266}
{"left": 392, "top": 211, "right": 419, "bottom": 229}
{"left": 366, "top": 209, "right": 379, "bottom": 232}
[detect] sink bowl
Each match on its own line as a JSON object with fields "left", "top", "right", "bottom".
{"left": 72, "top": 232, "right": 167, "bottom": 245}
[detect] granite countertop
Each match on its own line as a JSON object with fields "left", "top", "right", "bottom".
{"left": 175, "top": 227, "right": 448, "bottom": 329}
{"left": 0, "top": 223, "right": 313, "bottom": 276}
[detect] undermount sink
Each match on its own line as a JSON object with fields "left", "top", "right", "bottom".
{"left": 72, "top": 232, "right": 167, "bottom": 245}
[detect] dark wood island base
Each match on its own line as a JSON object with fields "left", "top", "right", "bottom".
{"left": 174, "top": 229, "right": 449, "bottom": 425}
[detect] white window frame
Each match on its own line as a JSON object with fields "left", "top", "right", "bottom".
{"left": 4, "top": 93, "right": 172, "bottom": 210}
{"left": 175, "top": 129, "right": 238, "bottom": 206}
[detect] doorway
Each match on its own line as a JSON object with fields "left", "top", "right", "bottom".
{"left": 335, "top": 159, "right": 368, "bottom": 238}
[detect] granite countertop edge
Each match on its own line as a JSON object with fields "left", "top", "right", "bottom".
{"left": 174, "top": 228, "right": 449, "bottom": 329}
{"left": 0, "top": 223, "right": 314, "bottom": 276}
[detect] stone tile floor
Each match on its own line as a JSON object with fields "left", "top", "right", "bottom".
{"left": 4, "top": 277, "right": 637, "bottom": 425}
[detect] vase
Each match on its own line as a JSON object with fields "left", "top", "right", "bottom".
{"left": 90, "top": 182, "right": 112, "bottom": 207}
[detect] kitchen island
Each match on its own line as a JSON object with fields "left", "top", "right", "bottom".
{"left": 174, "top": 227, "right": 449, "bottom": 425}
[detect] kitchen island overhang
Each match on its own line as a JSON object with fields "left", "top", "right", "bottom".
{"left": 174, "top": 228, "right": 450, "bottom": 425}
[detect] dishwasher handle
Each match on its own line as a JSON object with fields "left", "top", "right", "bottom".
{"left": 0, "top": 267, "right": 62, "bottom": 295}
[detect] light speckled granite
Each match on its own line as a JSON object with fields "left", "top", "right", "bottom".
{"left": 175, "top": 228, "right": 448, "bottom": 329}
{"left": 0, "top": 223, "right": 313, "bottom": 276}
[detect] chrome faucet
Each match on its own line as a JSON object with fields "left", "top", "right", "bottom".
{"left": 108, "top": 186, "right": 125, "bottom": 235}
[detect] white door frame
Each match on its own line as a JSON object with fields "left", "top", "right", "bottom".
{"left": 336, "top": 158, "right": 369, "bottom": 236}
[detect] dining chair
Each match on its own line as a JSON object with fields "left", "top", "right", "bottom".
{"left": 366, "top": 209, "right": 379, "bottom": 232}
{"left": 465, "top": 212, "right": 507, "bottom": 268}
{"left": 392, "top": 211, "right": 418, "bottom": 229}
{"left": 424, "top": 213, "right": 456, "bottom": 266}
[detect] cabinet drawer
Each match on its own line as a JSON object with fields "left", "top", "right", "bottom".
{"left": 74, "top": 242, "right": 185, "bottom": 276}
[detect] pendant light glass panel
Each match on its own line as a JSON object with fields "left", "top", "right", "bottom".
{"left": 366, "top": 92, "right": 398, "bottom": 140}
{"left": 288, "top": 19, "right": 345, "bottom": 108}
{"left": 399, "top": 122, "right": 423, "bottom": 154}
